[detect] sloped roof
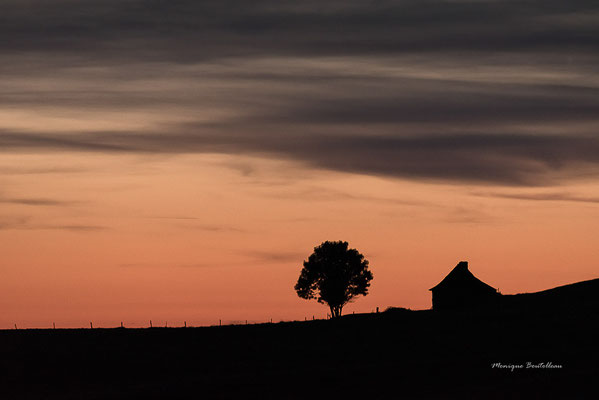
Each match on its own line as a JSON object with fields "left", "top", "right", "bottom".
{"left": 430, "top": 261, "right": 497, "bottom": 292}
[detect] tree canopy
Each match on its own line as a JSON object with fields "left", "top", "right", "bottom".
{"left": 294, "top": 240, "right": 373, "bottom": 318}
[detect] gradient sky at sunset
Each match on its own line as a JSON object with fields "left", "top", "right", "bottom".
{"left": 2, "top": 0, "right": 599, "bottom": 328}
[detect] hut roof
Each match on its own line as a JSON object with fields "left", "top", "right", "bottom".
{"left": 430, "top": 261, "right": 497, "bottom": 292}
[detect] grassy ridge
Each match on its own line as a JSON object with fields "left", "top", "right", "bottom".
{"left": 1, "top": 303, "right": 597, "bottom": 399}
{"left": 2, "top": 280, "right": 598, "bottom": 398}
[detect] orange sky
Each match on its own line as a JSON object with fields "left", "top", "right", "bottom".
{"left": 2, "top": 152, "right": 598, "bottom": 328}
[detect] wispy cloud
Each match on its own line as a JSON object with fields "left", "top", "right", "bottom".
{"left": 262, "top": 186, "right": 425, "bottom": 206}
{"left": 135, "top": 216, "right": 248, "bottom": 233}
{"left": 45, "top": 225, "right": 108, "bottom": 232}
{"left": 444, "top": 207, "right": 495, "bottom": 224}
{"left": 119, "top": 262, "right": 216, "bottom": 269}
{"left": 148, "top": 216, "right": 203, "bottom": 220}
{"left": 242, "top": 250, "right": 306, "bottom": 264}
{"left": 0, "top": 216, "right": 31, "bottom": 230}
{"left": 474, "top": 191, "right": 599, "bottom": 204}
{"left": 148, "top": 218, "right": 247, "bottom": 233}
{"left": 0, "top": 216, "right": 107, "bottom": 232}
{"left": 182, "top": 224, "right": 247, "bottom": 233}
{"left": 0, "top": 196, "right": 79, "bottom": 206}
{"left": 0, "top": 166, "right": 88, "bottom": 175}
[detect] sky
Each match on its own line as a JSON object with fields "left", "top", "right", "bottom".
{"left": 1, "top": 0, "right": 599, "bottom": 328}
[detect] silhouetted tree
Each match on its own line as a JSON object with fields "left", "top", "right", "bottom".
{"left": 295, "top": 240, "right": 373, "bottom": 318}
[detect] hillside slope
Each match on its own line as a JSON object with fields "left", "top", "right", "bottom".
{"left": 1, "top": 300, "right": 598, "bottom": 399}
{"left": 502, "top": 278, "right": 599, "bottom": 312}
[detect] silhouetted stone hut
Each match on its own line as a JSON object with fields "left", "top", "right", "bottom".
{"left": 430, "top": 261, "right": 500, "bottom": 310}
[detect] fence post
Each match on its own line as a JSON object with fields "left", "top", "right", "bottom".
{"left": 53, "top": 322, "right": 56, "bottom": 329}
{"left": 184, "top": 321, "right": 187, "bottom": 328}
{"left": 90, "top": 322, "right": 93, "bottom": 329}
{"left": 219, "top": 319, "right": 221, "bottom": 326}
{"left": 150, "top": 320, "right": 152, "bottom": 328}
{"left": 14, "top": 324, "right": 17, "bottom": 330}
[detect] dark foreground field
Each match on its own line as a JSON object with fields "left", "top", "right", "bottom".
{"left": 2, "top": 299, "right": 598, "bottom": 400}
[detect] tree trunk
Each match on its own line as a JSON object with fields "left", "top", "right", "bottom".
{"left": 330, "top": 305, "right": 343, "bottom": 318}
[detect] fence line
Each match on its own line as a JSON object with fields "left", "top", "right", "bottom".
{"left": 7, "top": 311, "right": 378, "bottom": 330}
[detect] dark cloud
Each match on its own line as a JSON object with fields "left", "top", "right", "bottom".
{"left": 3, "top": 129, "right": 599, "bottom": 185}
{"left": 1, "top": 0, "right": 598, "bottom": 61}
{"left": 252, "top": 82, "right": 599, "bottom": 125}
{"left": 2, "top": 1, "right": 599, "bottom": 187}
{"left": 2, "top": 75, "right": 598, "bottom": 126}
